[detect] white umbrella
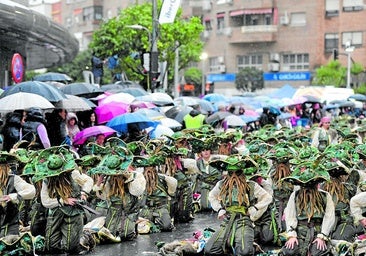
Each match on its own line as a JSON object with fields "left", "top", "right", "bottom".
{"left": 54, "top": 94, "right": 92, "bottom": 111}
{"left": 0, "top": 92, "right": 54, "bottom": 112}
{"left": 224, "top": 115, "right": 246, "bottom": 127}
{"left": 149, "top": 124, "right": 174, "bottom": 139}
{"left": 158, "top": 117, "right": 182, "bottom": 129}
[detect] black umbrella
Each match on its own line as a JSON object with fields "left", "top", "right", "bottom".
{"left": 33, "top": 72, "right": 72, "bottom": 83}
{"left": 206, "top": 111, "right": 232, "bottom": 124}
{"left": 165, "top": 106, "right": 193, "bottom": 124}
{"left": 1, "top": 81, "right": 67, "bottom": 102}
{"left": 60, "top": 83, "right": 103, "bottom": 98}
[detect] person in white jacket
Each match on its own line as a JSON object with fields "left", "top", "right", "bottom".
{"left": 280, "top": 161, "right": 335, "bottom": 256}
{"left": 204, "top": 155, "right": 273, "bottom": 256}
{"left": 37, "top": 146, "right": 93, "bottom": 254}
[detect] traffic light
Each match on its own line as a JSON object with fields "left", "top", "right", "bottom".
{"left": 333, "top": 49, "right": 339, "bottom": 60}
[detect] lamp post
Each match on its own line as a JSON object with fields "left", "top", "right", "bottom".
{"left": 200, "top": 52, "right": 208, "bottom": 96}
{"left": 126, "top": 24, "right": 152, "bottom": 92}
{"left": 345, "top": 41, "right": 355, "bottom": 89}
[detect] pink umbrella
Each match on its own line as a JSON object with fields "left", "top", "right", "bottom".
{"left": 243, "top": 109, "right": 259, "bottom": 117}
{"left": 95, "top": 102, "right": 129, "bottom": 124}
{"left": 100, "top": 92, "right": 135, "bottom": 105}
{"left": 73, "top": 125, "right": 117, "bottom": 145}
{"left": 292, "top": 96, "right": 307, "bottom": 104}
{"left": 130, "top": 100, "right": 156, "bottom": 110}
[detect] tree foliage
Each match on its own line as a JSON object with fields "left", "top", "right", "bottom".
{"left": 89, "top": 2, "right": 204, "bottom": 91}
{"left": 312, "top": 60, "right": 346, "bottom": 87}
{"left": 235, "top": 67, "right": 264, "bottom": 92}
{"left": 312, "top": 60, "right": 364, "bottom": 87}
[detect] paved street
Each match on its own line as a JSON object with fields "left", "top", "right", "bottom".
{"left": 87, "top": 212, "right": 220, "bottom": 256}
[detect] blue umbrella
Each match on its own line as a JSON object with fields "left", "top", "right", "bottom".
{"left": 202, "top": 93, "right": 227, "bottom": 103}
{"left": 106, "top": 112, "right": 156, "bottom": 133}
{"left": 348, "top": 94, "right": 366, "bottom": 102}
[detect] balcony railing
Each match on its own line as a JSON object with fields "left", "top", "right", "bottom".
{"left": 228, "top": 25, "right": 278, "bottom": 43}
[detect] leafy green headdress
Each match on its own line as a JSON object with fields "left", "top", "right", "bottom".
{"left": 209, "top": 155, "right": 258, "bottom": 176}
{"left": 282, "top": 161, "right": 330, "bottom": 187}
{"left": 33, "top": 146, "right": 77, "bottom": 182}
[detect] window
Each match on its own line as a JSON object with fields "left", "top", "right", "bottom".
{"left": 290, "top": 12, "right": 306, "bottom": 26}
{"left": 283, "top": 53, "right": 309, "bottom": 70}
{"left": 217, "top": 13, "right": 225, "bottom": 30}
{"left": 237, "top": 55, "right": 263, "bottom": 70}
{"left": 342, "top": 31, "right": 362, "bottom": 46}
{"left": 83, "top": 6, "right": 103, "bottom": 22}
{"left": 230, "top": 15, "right": 245, "bottom": 27}
{"left": 204, "top": 19, "right": 212, "bottom": 31}
{"left": 343, "top": 0, "right": 363, "bottom": 11}
{"left": 325, "top": 0, "right": 339, "bottom": 16}
{"left": 325, "top": 33, "right": 339, "bottom": 52}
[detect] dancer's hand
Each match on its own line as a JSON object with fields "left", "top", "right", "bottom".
{"left": 64, "top": 198, "right": 78, "bottom": 206}
{"left": 285, "top": 237, "right": 298, "bottom": 250}
{"left": 313, "top": 237, "right": 327, "bottom": 251}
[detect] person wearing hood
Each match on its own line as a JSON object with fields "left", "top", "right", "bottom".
{"left": 22, "top": 108, "right": 50, "bottom": 149}
{"left": 182, "top": 105, "right": 206, "bottom": 129}
{"left": 66, "top": 112, "right": 80, "bottom": 144}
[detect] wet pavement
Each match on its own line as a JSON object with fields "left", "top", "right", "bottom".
{"left": 88, "top": 212, "right": 220, "bottom": 256}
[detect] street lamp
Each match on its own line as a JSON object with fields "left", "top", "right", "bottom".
{"left": 200, "top": 52, "right": 208, "bottom": 96}
{"left": 126, "top": 24, "right": 158, "bottom": 92}
{"left": 345, "top": 41, "right": 355, "bottom": 89}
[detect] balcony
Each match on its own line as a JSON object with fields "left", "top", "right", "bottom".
{"left": 228, "top": 25, "right": 278, "bottom": 44}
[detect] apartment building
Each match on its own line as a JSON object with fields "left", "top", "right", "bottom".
{"left": 45, "top": 0, "right": 366, "bottom": 93}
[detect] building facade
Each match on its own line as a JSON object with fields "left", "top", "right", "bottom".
{"left": 36, "top": 0, "right": 366, "bottom": 94}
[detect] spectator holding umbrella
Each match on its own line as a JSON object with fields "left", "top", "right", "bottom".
{"left": 22, "top": 107, "right": 51, "bottom": 149}
{"left": 1, "top": 110, "right": 25, "bottom": 152}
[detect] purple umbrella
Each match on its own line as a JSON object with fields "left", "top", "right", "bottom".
{"left": 73, "top": 125, "right": 117, "bottom": 145}
{"left": 95, "top": 102, "right": 130, "bottom": 124}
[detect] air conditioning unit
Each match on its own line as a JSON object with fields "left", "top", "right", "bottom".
{"left": 280, "top": 15, "right": 289, "bottom": 25}
{"left": 224, "top": 27, "right": 232, "bottom": 36}
{"left": 268, "top": 63, "right": 280, "bottom": 72}
{"left": 218, "top": 56, "right": 224, "bottom": 63}
{"left": 270, "top": 53, "right": 280, "bottom": 62}
{"left": 203, "top": 1, "right": 212, "bottom": 11}
{"left": 218, "top": 65, "right": 226, "bottom": 73}
{"left": 226, "top": 0, "right": 233, "bottom": 4}
{"left": 203, "top": 30, "right": 210, "bottom": 39}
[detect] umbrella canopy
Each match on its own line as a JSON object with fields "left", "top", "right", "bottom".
{"left": 73, "top": 125, "right": 117, "bottom": 145}
{"left": 223, "top": 115, "right": 246, "bottom": 127}
{"left": 100, "top": 92, "right": 135, "bottom": 105}
{"left": 136, "top": 92, "right": 174, "bottom": 106}
{"left": 100, "top": 83, "right": 126, "bottom": 92}
{"left": 0, "top": 92, "right": 54, "bottom": 112}
{"left": 165, "top": 106, "right": 193, "bottom": 124}
{"left": 158, "top": 117, "right": 183, "bottom": 129}
{"left": 203, "top": 93, "right": 228, "bottom": 103}
{"left": 80, "top": 97, "right": 97, "bottom": 108}
{"left": 134, "top": 108, "right": 165, "bottom": 120}
{"left": 149, "top": 124, "right": 174, "bottom": 139}
{"left": 174, "top": 96, "right": 199, "bottom": 107}
{"left": 95, "top": 102, "right": 129, "bottom": 124}
{"left": 60, "top": 83, "right": 103, "bottom": 98}
{"left": 348, "top": 94, "right": 366, "bottom": 102}
{"left": 120, "top": 88, "right": 149, "bottom": 97}
{"left": 1, "top": 81, "right": 67, "bottom": 102}
{"left": 198, "top": 99, "right": 215, "bottom": 113}
{"left": 206, "top": 111, "right": 232, "bottom": 124}
{"left": 130, "top": 100, "right": 156, "bottom": 110}
{"left": 106, "top": 112, "right": 156, "bottom": 133}
{"left": 302, "top": 95, "right": 321, "bottom": 103}
{"left": 33, "top": 72, "right": 73, "bottom": 83}
{"left": 54, "top": 94, "right": 92, "bottom": 112}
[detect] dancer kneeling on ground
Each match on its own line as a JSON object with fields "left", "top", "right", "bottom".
{"left": 204, "top": 155, "right": 273, "bottom": 256}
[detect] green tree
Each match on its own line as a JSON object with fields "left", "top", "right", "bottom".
{"left": 184, "top": 67, "right": 202, "bottom": 96}
{"left": 235, "top": 67, "right": 264, "bottom": 92}
{"left": 312, "top": 60, "right": 346, "bottom": 86}
{"left": 312, "top": 60, "right": 364, "bottom": 87}
{"left": 89, "top": 2, "right": 204, "bottom": 91}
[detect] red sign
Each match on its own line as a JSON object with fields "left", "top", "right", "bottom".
{"left": 11, "top": 53, "right": 24, "bottom": 83}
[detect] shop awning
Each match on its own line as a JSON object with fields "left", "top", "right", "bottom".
{"left": 230, "top": 10, "right": 245, "bottom": 16}
{"left": 216, "top": 12, "right": 225, "bottom": 18}
{"left": 243, "top": 8, "right": 272, "bottom": 15}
